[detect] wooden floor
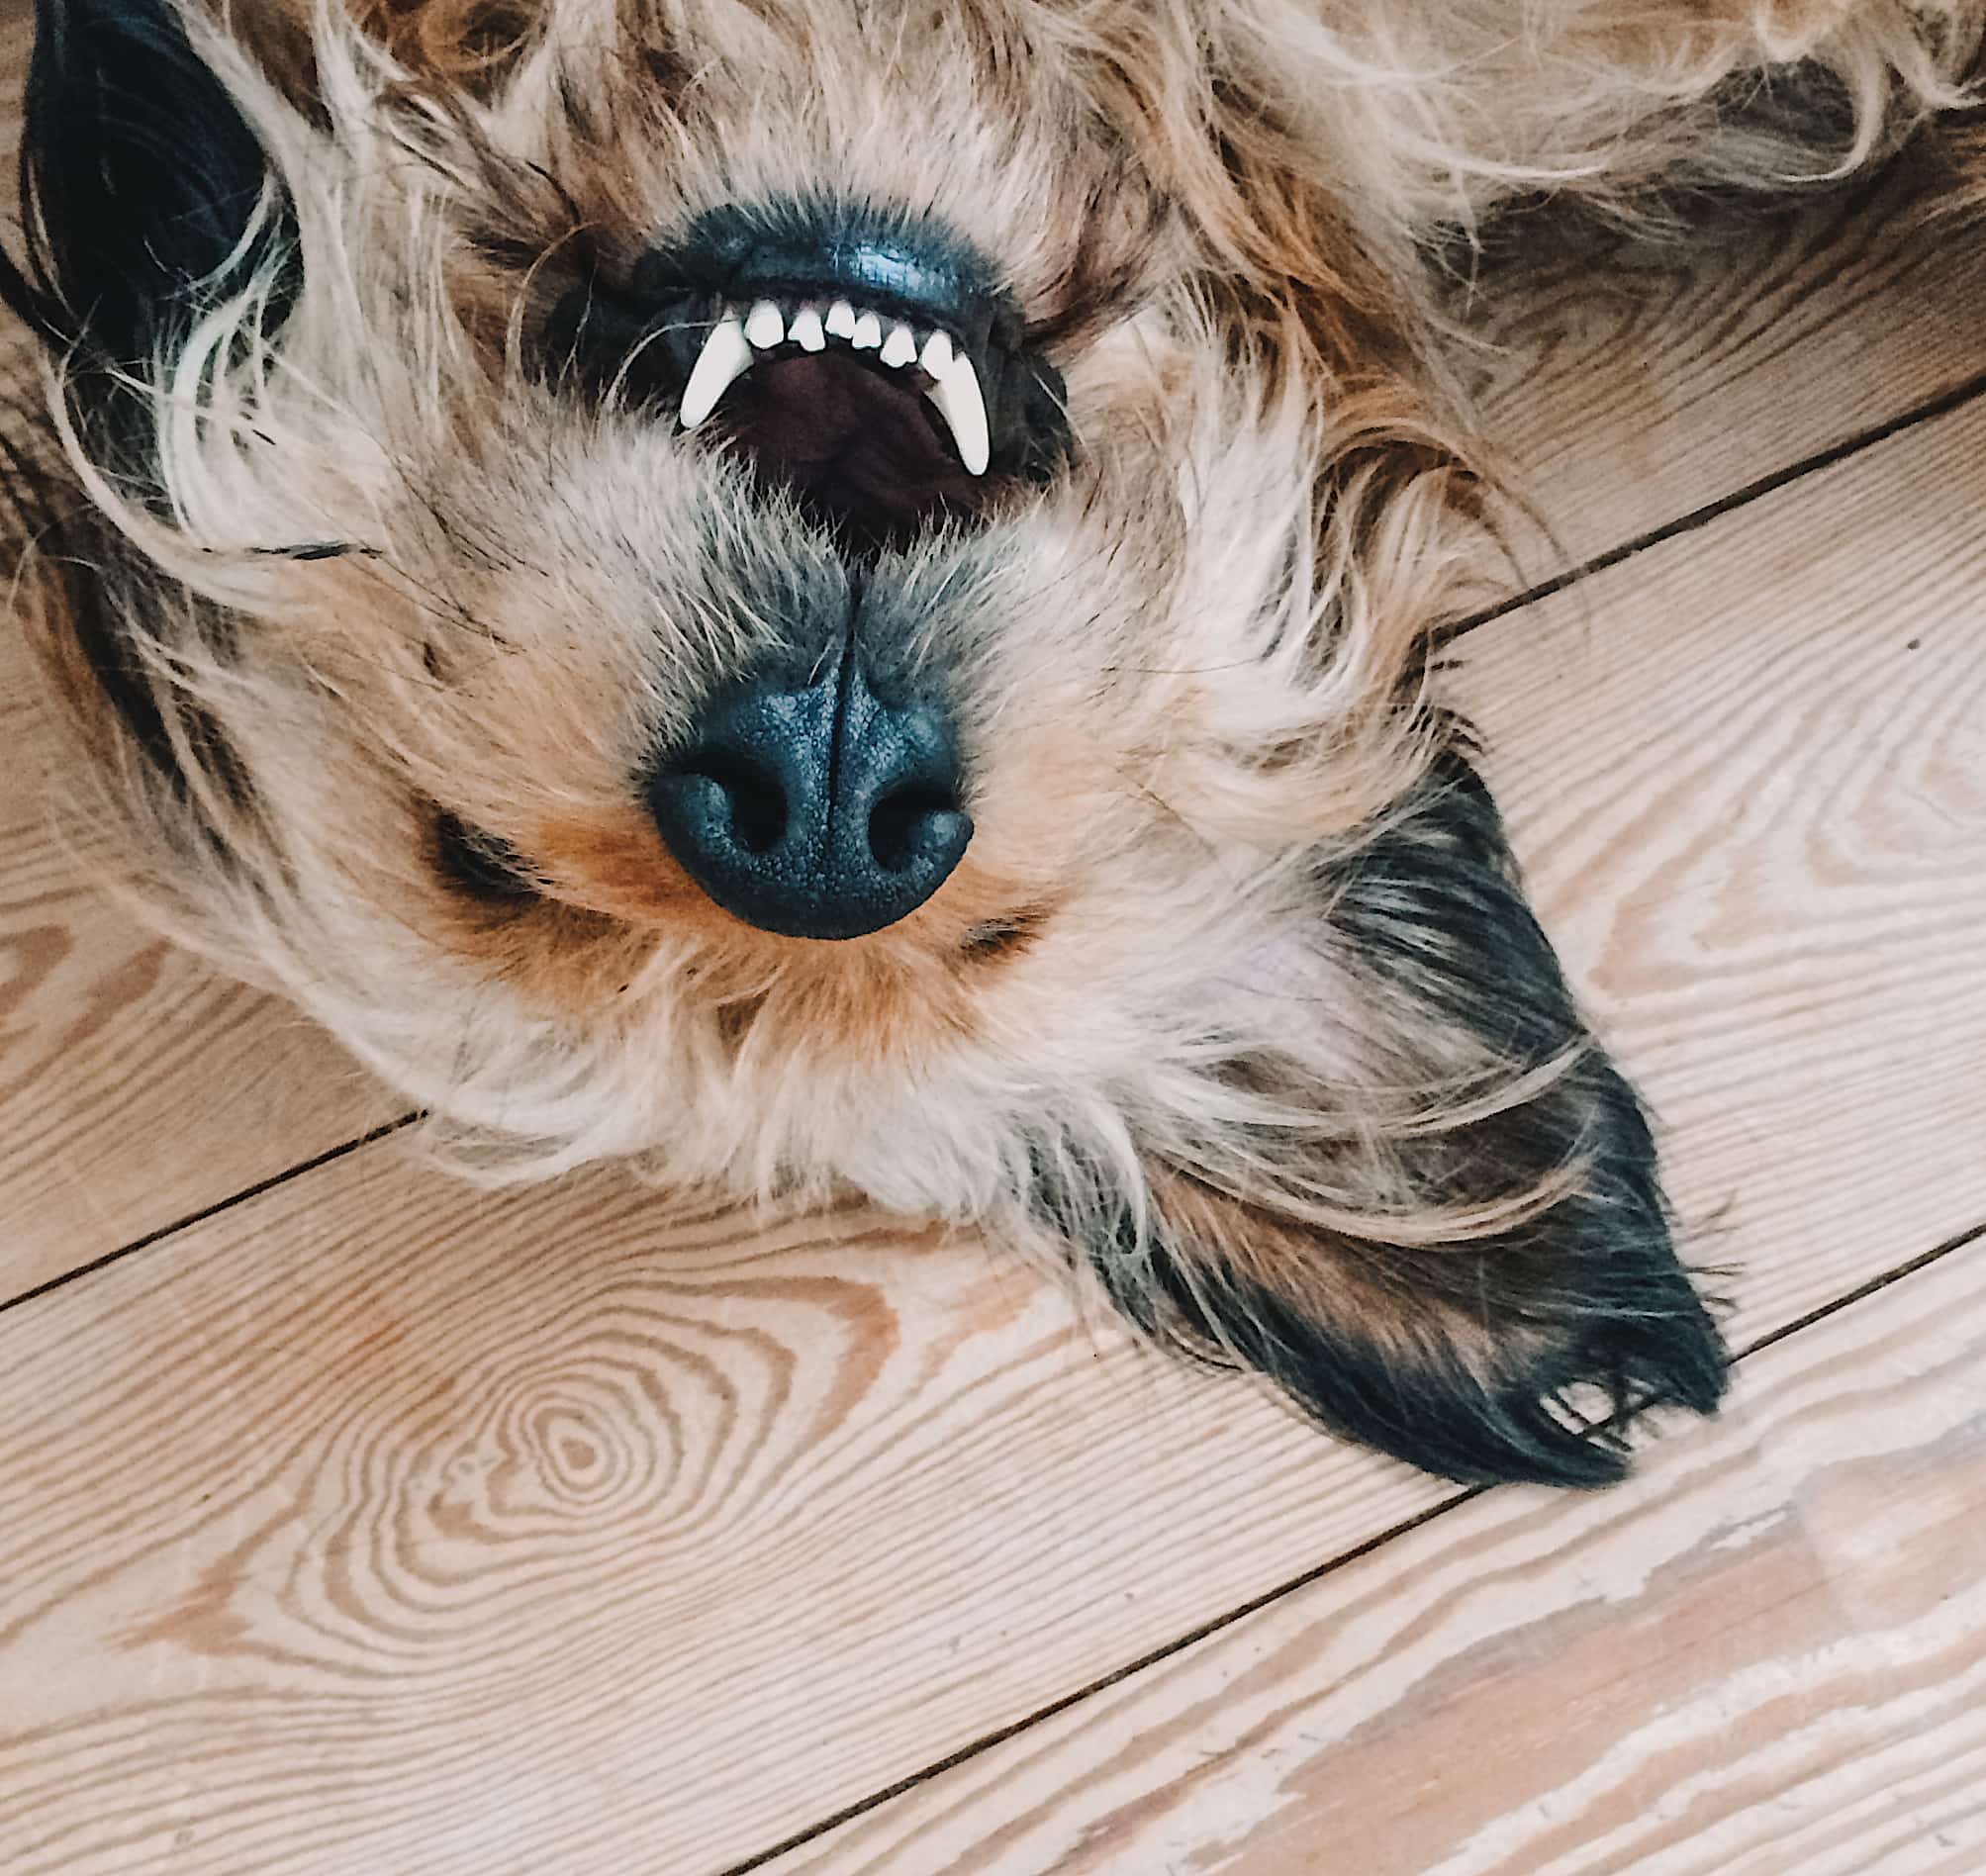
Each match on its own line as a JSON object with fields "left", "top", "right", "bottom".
{"left": 3, "top": 26, "right": 1985, "bottom": 1875}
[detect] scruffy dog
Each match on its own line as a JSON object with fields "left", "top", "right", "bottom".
{"left": 7, "top": 0, "right": 1980, "bottom": 1485}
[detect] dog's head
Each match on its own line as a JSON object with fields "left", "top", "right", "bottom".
{"left": 6, "top": 0, "right": 1723, "bottom": 1484}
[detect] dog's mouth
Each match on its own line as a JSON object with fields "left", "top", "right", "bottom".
{"left": 547, "top": 199, "right": 1071, "bottom": 548}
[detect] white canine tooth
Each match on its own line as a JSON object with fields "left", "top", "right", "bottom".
{"left": 918, "top": 329, "right": 954, "bottom": 377}
{"left": 926, "top": 353, "right": 991, "bottom": 476}
{"left": 790, "top": 307, "right": 826, "bottom": 352}
{"left": 679, "top": 312, "right": 754, "bottom": 429}
{"left": 880, "top": 323, "right": 918, "bottom": 367}
{"left": 743, "top": 300, "right": 786, "bottom": 349}
{"left": 824, "top": 300, "right": 857, "bottom": 340}
{"left": 851, "top": 310, "right": 883, "bottom": 350}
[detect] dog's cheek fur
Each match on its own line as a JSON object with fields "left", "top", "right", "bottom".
{"left": 1036, "top": 754, "right": 1729, "bottom": 1488}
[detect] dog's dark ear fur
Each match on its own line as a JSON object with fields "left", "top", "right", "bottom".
{"left": 0, "top": 0, "right": 298, "bottom": 795}
{"left": 1062, "top": 752, "right": 1728, "bottom": 1488}
{"left": 0, "top": 0, "right": 295, "bottom": 460}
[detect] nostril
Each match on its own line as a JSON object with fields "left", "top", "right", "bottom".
{"left": 869, "top": 784, "right": 964, "bottom": 873}
{"left": 647, "top": 657, "right": 972, "bottom": 940}
{"left": 679, "top": 749, "right": 789, "bottom": 855}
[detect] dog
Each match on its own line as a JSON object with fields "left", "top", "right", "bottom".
{"left": 9, "top": 0, "right": 1978, "bottom": 1488}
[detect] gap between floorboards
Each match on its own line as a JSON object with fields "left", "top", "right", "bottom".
{"left": 0, "top": 1114, "right": 421, "bottom": 1318}
{"left": 1448, "top": 363, "right": 1986, "bottom": 639}
{"left": 718, "top": 1214, "right": 1986, "bottom": 1876}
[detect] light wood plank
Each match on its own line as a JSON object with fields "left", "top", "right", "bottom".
{"left": 1462, "top": 147, "right": 1986, "bottom": 586}
{"left": 1, "top": 385, "right": 1982, "bottom": 1874}
{"left": 768, "top": 1244, "right": 1986, "bottom": 1876}
{"left": 0, "top": 1166, "right": 1361, "bottom": 1876}
{"left": 1466, "top": 413, "right": 1986, "bottom": 1335}
{"left": 0, "top": 611, "right": 402, "bottom": 1300}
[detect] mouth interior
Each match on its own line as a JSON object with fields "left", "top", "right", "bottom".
{"left": 723, "top": 350, "right": 988, "bottom": 546}
{"left": 547, "top": 200, "right": 1070, "bottom": 552}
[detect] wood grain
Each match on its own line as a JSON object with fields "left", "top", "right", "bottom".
{"left": 1464, "top": 151, "right": 1986, "bottom": 586}
{"left": 0, "top": 387, "right": 1981, "bottom": 1873}
{"left": 1466, "top": 399, "right": 1986, "bottom": 1345}
{"left": 767, "top": 1243, "right": 1986, "bottom": 1876}
{"left": 0, "top": 609, "right": 402, "bottom": 1302}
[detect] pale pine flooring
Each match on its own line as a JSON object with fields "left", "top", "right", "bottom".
{"left": 2, "top": 28, "right": 1985, "bottom": 1875}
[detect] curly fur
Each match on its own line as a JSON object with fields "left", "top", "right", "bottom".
{"left": 7, "top": 0, "right": 1981, "bottom": 1484}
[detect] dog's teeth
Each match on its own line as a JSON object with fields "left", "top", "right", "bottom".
{"left": 824, "top": 300, "right": 857, "bottom": 340}
{"left": 679, "top": 313, "right": 754, "bottom": 429}
{"left": 880, "top": 323, "right": 918, "bottom": 367}
{"left": 851, "top": 310, "right": 883, "bottom": 350}
{"left": 790, "top": 307, "right": 826, "bottom": 352}
{"left": 926, "top": 353, "right": 991, "bottom": 476}
{"left": 743, "top": 300, "right": 786, "bottom": 349}
{"left": 918, "top": 330, "right": 955, "bottom": 377}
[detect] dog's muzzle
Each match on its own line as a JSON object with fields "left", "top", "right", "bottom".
{"left": 646, "top": 640, "right": 971, "bottom": 941}
{"left": 550, "top": 198, "right": 1070, "bottom": 547}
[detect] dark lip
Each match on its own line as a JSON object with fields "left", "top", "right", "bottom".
{"left": 632, "top": 197, "right": 1027, "bottom": 361}
{"left": 543, "top": 195, "right": 1071, "bottom": 490}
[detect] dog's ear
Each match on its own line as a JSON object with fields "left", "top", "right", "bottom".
{"left": 0, "top": 1, "right": 299, "bottom": 814}
{"left": 0, "top": 0, "right": 297, "bottom": 455}
{"left": 1059, "top": 751, "right": 1728, "bottom": 1488}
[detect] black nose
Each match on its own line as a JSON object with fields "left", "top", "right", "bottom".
{"left": 647, "top": 654, "right": 972, "bottom": 940}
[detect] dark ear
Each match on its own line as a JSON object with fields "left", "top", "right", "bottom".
{"left": 0, "top": 0, "right": 293, "bottom": 802}
{"left": 0, "top": 0, "right": 296, "bottom": 456}
{"left": 1075, "top": 750, "right": 1728, "bottom": 1488}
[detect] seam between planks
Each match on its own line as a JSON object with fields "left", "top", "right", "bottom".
{"left": 0, "top": 1114, "right": 421, "bottom": 1318}
{"left": 718, "top": 1215, "right": 1986, "bottom": 1876}
{"left": 1448, "top": 363, "right": 1986, "bottom": 640}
